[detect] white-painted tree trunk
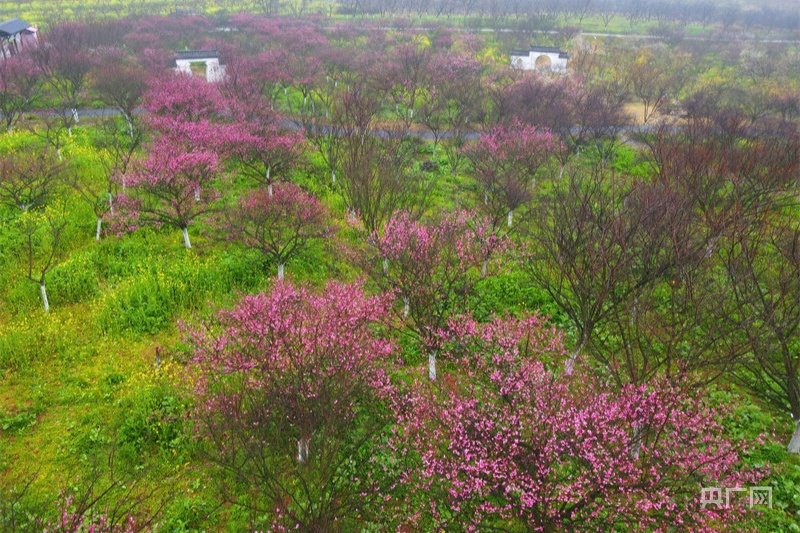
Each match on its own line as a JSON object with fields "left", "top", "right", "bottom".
{"left": 56, "top": 148, "right": 62, "bottom": 161}
{"left": 630, "top": 424, "right": 642, "bottom": 460}
{"left": 108, "top": 193, "right": 114, "bottom": 215}
{"left": 507, "top": 209, "right": 514, "bottom": 227}
{"left": 332, "top": 170, "right": 336, "bottom": 183}
{"left": 789, "top": 420, "right": 800, "bottom": 453}
{"left": 559, "top": 166, "right": 564, "bottom": 179}
{"left": 565, "top": 336, "right": 587, "bottom": 375}
{"left": 182, "top": 227, "right": 192, "bottom": 249}
{"left": 531, "top": 176, "right": 536, "bottom": 189}
{"left": 297, "top": 438, "right": 310, "bottom": 463}
{"left": 95, "top": 218, "right": 102, "bottom": 241}
{"left": 72, "top": 108, "right": 79, "bottom": 123}
{"left": 277, "top": 263, "right": 285, "bottom": 280}
{"left": 194, "top": 188, "right": 201, "bottom": 201}
{"left": 484, "top": 191, "right": 488, "bottom": 205}
{"left": 40, "top": 283, "right": 49, "bottom": 313}
{"left": 382, "top": 258, "right": 388, "bottom": 275}
{"left": 482, "top": 259, "right": 488, "bottom": 277}
{"left": 428, "top": 350, "right": 437, "bottom": 381}
{"left": 268, "top": 183, "right": 273, "bottom": 197}
{"left": 403, "top": 297, "right": 409, "bottom": 318}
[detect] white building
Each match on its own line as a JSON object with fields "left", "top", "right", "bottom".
{"left": 510, "top": 46, "right": 569, "bottom": 73}
{"left": 174, "top": 50, "right": 225, "bottom": 82}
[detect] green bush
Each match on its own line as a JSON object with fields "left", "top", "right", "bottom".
{"left": 97, "top": 249, "right": 263, "bottom": 335}
{"left": 117, "top": 384, "right": 187, "bottom": 457}
{"left": 47, "top": 252, "right": 99, "bottom": 306}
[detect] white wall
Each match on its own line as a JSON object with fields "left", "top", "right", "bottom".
{"left": 174, "top": 58, "right": 226, "bottom": 82}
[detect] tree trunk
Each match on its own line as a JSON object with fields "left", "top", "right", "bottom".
{"left": 565, "top": 334, "right": 588, "bottom": 374}
{"left": 789, "top": 420, "right": 800, "bottom": 453}
{"left": 40, "top": 283, "right": 49, "bottom": 313}
{"left": 95, "top": 218, "right": 102, "bottom": 241}
{"left": 108, "top": 192, "right": 114, "bottom": 215}
{"left": 268, "top": 183, "right": 273, "bottom": 197}
{"left": 507, "top": 209, "right": 514, "bottom": 227}
{"left": 403, "top": 296, "right": 409, "bottom": 318}
{"left": 382, "top": 258, "right": 388, "bottom": 275}
{"left": 428, "top": 350, "right": 437, "bottom": 381}
{"left": 277, "top": 262, "right": 285, "bottom": 280}
{"left": 482, "top": 259, "right": 488, "bottom": 277}
{"left": 297, "top": 437, "right": 310, "bottom": 463}
{"left": 182, "top": 227, "right": 192, "bottom": 249}
{"left": 630, "top": 424, "right": 642, "bottom": 460}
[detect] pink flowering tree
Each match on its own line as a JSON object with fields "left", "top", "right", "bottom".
{"left": 0, "top": 50, "right": 43, "bottom": 134}
{"left": 222, "top": 183, "right": 330, "bottom": 280}
{"left": 224, "top": 103, "right": 305, "bottom": 194}
{"left": 396, "top": 313, "right": 756, "bottom": 532}
{"left": 114, "top": 135, "right": 220, "bottom": 249}
{"left": 185, "top": 281, "right": 398, "bottom": 531}
{"left": 368, "top": 210, "right": 507, "bottom": 380}
{"left": 417, "top": 52, "right": 485, "bottom": 174}
{"left": 462, "top": 121, "right": 560, "bottom": 229}
{"left": 143, "top": 72, "right": 226, "bottom": 129}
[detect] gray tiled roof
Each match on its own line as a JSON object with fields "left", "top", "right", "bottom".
{"left": 175, "top": 49, "right": 219, "bottom": 60}
{"left": 0, "top": 18, "right": 32, "bottom": 37}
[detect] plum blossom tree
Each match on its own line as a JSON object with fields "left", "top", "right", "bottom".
{"left": 16, "top": 203, "right": 69, "bottom": 313}
{"left": 224, "top": 102, "right": 305, "bottom": 194}
{"left": 223, "top": 183, "right": 330, "bottom": 280}
{"left": 143, "top": 72, "right": 226, "bottom": 126}
{"left": 368, "top": 210, "right": 507, "bottom": 380}
{"left": 92, "top": 50, "right": 148, "bottom": 138}
{"left": 115, "top": 134, "right": 220, "bottom": 249}
{"left": 185, "top": 281, "right": 397, "bottom": 531}
{"left": 396, "top": 314, "right": 756, "bottom": 532}
{"left": 417, "top": 52, "right": 485, "bottom": 173}
{"left": 0, "top": 51, "right": 43, "bottom": 134}
{"left": 0, "top": 149, "right": 64, "bottom": 211}
{"left": 34, "top": 23, "right": 94, "bottom": 136}
{"left": 462, "top": 121, "right": 560, "bottom": 229}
